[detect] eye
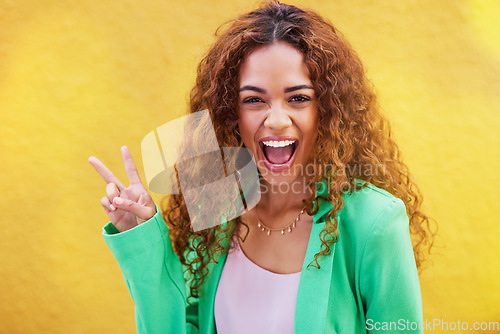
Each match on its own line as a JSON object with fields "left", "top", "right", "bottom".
{"left": 288, "top": 95, "right": 311, "bottom": 103}
{"left": 242, "top": 96, "right": 264, "bottom": 104}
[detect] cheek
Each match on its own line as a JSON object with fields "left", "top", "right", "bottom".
{"left": 237, "top": 114, "right": 258, "bottom": 145}
{"left": 303, "top": 110, "right": 319, "bottom": 142}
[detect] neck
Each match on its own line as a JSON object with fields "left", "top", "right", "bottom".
{"left": 257, "top": 176, "right": 313, "bottom": 216}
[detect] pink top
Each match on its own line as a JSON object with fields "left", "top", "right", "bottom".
{"left": 214, "top": 238, "right": 301, "bottom": 334}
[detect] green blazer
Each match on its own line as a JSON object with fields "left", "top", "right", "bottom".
{"left": 103, "top": 180, "right": 423, "bottom": 333}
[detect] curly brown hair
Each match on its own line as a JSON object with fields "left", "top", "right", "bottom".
{"left": 161, "top": 0, "right": 435, "bottom": 302}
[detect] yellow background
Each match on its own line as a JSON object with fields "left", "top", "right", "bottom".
{"left": 1, "top": 0, "right": 498, "bottom": 333}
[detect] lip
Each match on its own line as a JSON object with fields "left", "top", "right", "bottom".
{"left": 258, "top": 136, "right": 299, "bottom": 172}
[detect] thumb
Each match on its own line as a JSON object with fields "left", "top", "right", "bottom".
{"left": 112, "top": 197, "right": 156, "bottom": 222}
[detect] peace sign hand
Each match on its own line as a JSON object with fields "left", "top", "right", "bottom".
{"left": 88, "top": 146, "right": 156, "bottom": 232}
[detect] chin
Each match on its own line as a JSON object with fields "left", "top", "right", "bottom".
{"left": 256, "top": 158, "right": 309, "bottom": 191}
{"left": 245, "top": 137, "right": 312, "bottom": 190}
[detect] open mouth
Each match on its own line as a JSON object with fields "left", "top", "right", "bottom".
{"left": 258, "top": 138, "right": 298, "bottom": 170}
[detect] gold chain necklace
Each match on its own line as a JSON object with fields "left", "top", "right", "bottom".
{"left": 256, "top": 206, "right": 306, "bottom": 236}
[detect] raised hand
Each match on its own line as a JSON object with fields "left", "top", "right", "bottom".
{"left": 88, "top": 146, "right": 156, "bottom": 232}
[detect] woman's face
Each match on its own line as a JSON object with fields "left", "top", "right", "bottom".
{"left": 237, "top": 41, "right": 318, "bottom": 188}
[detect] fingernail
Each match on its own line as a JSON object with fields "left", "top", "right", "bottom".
{"left": 110, "top": 204, "right": 116, "bottom": 211}
{"left": 114, "top": 198, "right": 123, "bottom": 205}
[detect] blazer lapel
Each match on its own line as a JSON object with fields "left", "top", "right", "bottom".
{"left": 295, "top": 182, "right": 336, "bottom": 334}
{"left": 199, "top": 250, "right": 227, "bottom": 334}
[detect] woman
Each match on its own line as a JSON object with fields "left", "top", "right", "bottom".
{"left": 89, "top": 1, "right": 434, "bottom": 333}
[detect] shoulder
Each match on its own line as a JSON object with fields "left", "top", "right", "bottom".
{"left": 337, "top": 179, "right": 408, "bottom": 245}
{"left": 342, "top": 179, "right": 405, "bottom": 215}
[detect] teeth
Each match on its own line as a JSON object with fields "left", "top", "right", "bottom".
{"left": 262, "top": 140, "right": 295, "bottom": 147}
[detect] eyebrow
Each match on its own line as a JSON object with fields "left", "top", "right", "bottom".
{"left": 239, "top": 84, "right": 314, "bottom": 94}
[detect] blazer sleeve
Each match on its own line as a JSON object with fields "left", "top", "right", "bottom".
{"left": 102, "top": 205, "right": 199, "bottom": 334}
{"left": 359, "top": 198, "right": 423, "bottom": 334}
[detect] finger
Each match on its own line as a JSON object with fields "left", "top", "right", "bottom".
{"left": 120, "top": 146, "right": 143, "bottom": 186}
{"left": 88, "top": 156, "right": 126, "bottom": 190}
{"left": 112, "top": 197, "right": 156, "bottom": 222}
{"left": 106, "top": 183, "right": 120, "bottom": 210}
{"left": 100, "top": 196, "right": 114, "bottom": 213}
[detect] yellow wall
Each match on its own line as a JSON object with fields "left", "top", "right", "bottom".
{"left": 1, "top": 0, "right": 498, "bottom": 333}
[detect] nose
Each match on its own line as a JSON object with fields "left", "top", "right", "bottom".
{"left": 263, "top": 105, "right": 292, "bottom": 130}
